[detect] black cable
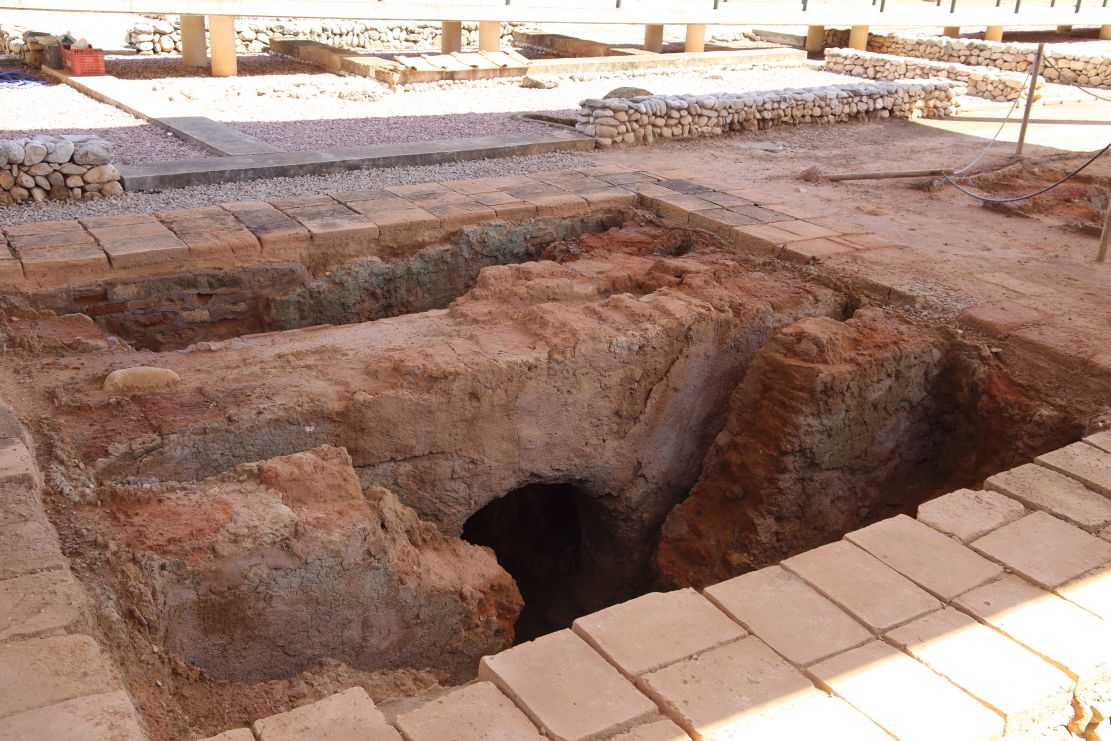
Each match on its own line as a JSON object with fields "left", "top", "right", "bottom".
{"left": 943, "top": 140, "right": 1111, "bottom": 202}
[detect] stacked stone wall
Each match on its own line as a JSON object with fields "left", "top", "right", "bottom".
{"left": 824, "top": 47, "right": 1040, "bottom": 102}
{"left": 866, "top": 32, "right": 1111, "bottom": 87}
{"left": 128, "top": 17, "right": 521, "bottom": 54}
{"left": 0, "top": 136, "right": 120, "bottom": 204}
{"left": 574, "top": 80, "right": 964, "bottom": 147}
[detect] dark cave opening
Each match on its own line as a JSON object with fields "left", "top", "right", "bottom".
{"left": 461, "top": 482, "right": 593, "bottom": 644}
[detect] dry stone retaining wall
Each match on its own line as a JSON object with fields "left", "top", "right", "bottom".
{"left": 824, "top": 47, "right": 1039, "bottom": 102}
{"left": 867, "top": 32, "right": 1111, "bottom": 88}
{"left": 575, "top": 80, "right": 964, "bottom": 147}
{"left": 0, "top": 135, "right": 120, "bottom": 204}
{"left": 128, "top": 17, "right": 520, "bottom": 54}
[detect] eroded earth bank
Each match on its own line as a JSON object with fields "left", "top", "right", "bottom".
{"left": 0, "top": 212, "right": 1101, "bottom": 739}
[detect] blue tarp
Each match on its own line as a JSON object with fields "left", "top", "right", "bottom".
{"left": 0, "top": 71, "right": 45, "bottom": 88}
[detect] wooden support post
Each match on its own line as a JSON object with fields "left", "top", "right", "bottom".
{"left": 644, "top": 24, "right": 664, "bottom": 53}
{"left": 1099, "top": 196, "right": 1111, "bottom": 263}
{"left": 805, "top": 25, "right": 825, "bottom": 54}
{"left": 943, "top": 26, "right": 961, "bottom": 37}
{"left": 849, "top": 25, "right": 869, "bottom": 50}
{"left": 208, "top": 14, "right": 237, "bottom": 77}
{"left": 1101, "top": 25, "right": 1111, "bottom": 40}
{"left": 1056, "top": 25, "right": 1074, "bottom": 34}
{"left": 685, "top": 24, "right": 706, "bottom": 53}
{"left": 478, "top": 20, "right": 500, "bottom": 52}
{"left": 180, "top": 14, "right": 206, "bottom": 67}
{"left": 985, "top": 25, "right": 1005, "bottom": 42}
{"left": 441, "top": 21, "right": 462, "bottom": 53}
{"left": 1015, "top": 42, "right": 1044, "bottom": 156}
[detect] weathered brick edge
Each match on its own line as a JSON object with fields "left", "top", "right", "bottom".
{"left": 207, "top": 435, "right": 1111, "bottom": 741}
{"left": 0, "top": 164, "right": 904, "bottom": 291}
{"left": 0, "top": 401, "right": 147, "bottom": 739}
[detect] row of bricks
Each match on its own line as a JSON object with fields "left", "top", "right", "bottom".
{"left": 203, "top": 433, "right": 1111, "bottom": 741}
{"left": 0, "top": 165, "right": 893, "bottom": 290}
{"left": 0, "top": 402, "right": 147, "bottom": 739}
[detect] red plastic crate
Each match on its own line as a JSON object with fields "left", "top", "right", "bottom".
{"left": 61, "top": 46, "right": 105, "bottom": 76}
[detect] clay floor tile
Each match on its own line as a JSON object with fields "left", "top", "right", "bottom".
{"left": 704, "top": 565, "right": 871, "bottom": 666}
{"left": 917, "top": 488, "right": 1026, "bottom": 543}
{"left": 971, "top": 511, "right": 1111, "bottom": 589}
{"left": 572, "top": 588, "right": 745, "bottom": 678}
{"left": 986, "top": 463, "right": 1111, "bottom": 533}
{"left": 845, "top": 514, "right": 1004, "bottom": 601}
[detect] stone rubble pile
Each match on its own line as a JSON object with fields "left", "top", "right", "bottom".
{"left": 575, "top": 80, "right": 964, "bottom": 147}
{"left": 128, "top": 17, "right": 520, "bottom": 54}
{"left": 867, "top": 32, "right": 1111, "bottom": 88}
{"left": 0, "top": 135, "right": 121, "bottom": 204}
{"left": 824, "top": 47, "right": 1040, "bottom": 102}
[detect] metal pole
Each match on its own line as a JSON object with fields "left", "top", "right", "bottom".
{"left": 1099, "top": 196, "right": 1111, "bottom": 262}
{"left": 1015, "top": 43, "right": 1044, "bottom": 156}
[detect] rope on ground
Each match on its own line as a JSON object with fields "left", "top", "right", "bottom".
{"left": 1041, "top": 56, "right": 1111, "bottom": 104}
{"left": 952, "top": 68, "right": 1031, "bottom": 175}
{"left": 943, "top": 140, "right": 1111, "bottom": 203}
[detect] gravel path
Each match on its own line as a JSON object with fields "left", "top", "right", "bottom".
{"left": 0, "top": 150, "right": 591, "bottom": 226}
{"left": 0, "top": 64, "right": 209, "bottom": 163}
{"left": 103, "top": 58, "right": 864, "bottom": 150}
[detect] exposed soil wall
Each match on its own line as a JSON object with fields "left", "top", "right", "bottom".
{"left": 656, "top": 309, "right": 1082, "bottom": 588}
{"left": 84, "top": 445, "right": 521, "bottom": 683}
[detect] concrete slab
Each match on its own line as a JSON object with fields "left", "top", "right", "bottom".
{"left": 119, "top": 131, "right": 594, "bottom": 191}
{"left": 971, "top": 511, "right": 1111, "bottom": 589}
{"left": 988, "top": 462, "right": 1111, "bottom": 533}
{"left": 917, "top": 488, "right": 1026, "bottom": 543}
{"left": 571, "top": 588, "right": 745, "bottom": 678}
{"left": 478, "top": 629, "right": 657, "bottom": 741}
{"left": 886, "top": 607, "right": 1074, "bottom": 734}
{"left": 953, "top": 574, "right": 1111, "bottom": 684}
{"left": 1037, "top": 442, "right": 1111, "bottom": 497}
{"left": 253, "top": 687, "right": 400, "bottom": 741}
{"left": 704, "top": 565, "right": 871, "bottom": 667}
{"left": 844, "top": 514, "right": 1004, "bottom": 601}
{"left": 810, "top": 639, "right": 1005, "bottom": 741}
{"left": 1056, "top": 565, "right": 1111, "bottom": 621}
{"left": 0, "top": 690, "right": 145, "bottom": 741}
{"left": 637, "top": 636, "right": 822, "bottom": 741}
{"left": 607, "top": 718, "right": 691, "bottom": 741}
{"left": 781, "top": 540, "right": 941, "bottom": 632}
{"left": 0, "top": 569, "right": 89, "bottom": 643}
{"left": 0, "top": 634, "right": 122, "bottom": 719}
{"left": 219, "top": 201, "right": 312, "bottom": 263}
{"left": 394, "top": 681, "right": 544, "bottom": 741}
{"left": 1086, "top": 430, "right": 1111, "bottom": 454}
{"left": 153, "top": 116, "right": 284, "bottom": 156}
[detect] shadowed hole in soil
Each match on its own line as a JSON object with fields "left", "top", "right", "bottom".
{"left": 461, "top": 483, "right": 592, "bottom": 643}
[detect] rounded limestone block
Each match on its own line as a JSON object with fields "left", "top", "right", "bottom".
{"left": 104, "top": 367, "right": 182, "bottom": 394}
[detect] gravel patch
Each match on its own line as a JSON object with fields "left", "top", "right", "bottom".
{"left": 0, "top": 63, "right": 208, "bottom": 163}
{"left": 101, "top": 59, "right": 862, "bottom": 150}
{"left": 0, "top": 150, "right": 592, "bottom": 226}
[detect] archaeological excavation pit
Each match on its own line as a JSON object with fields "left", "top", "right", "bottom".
{"left": 3, "top": 195, "right": 1102, "bottom": 740}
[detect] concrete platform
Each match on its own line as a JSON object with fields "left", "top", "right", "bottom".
{"left": 117, "top": 131, "right": 596, "bottom": 191}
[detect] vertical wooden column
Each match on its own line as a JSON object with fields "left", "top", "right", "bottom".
{"left": 180, "top": 14, "right": 207, "bottom": 67}
{"left": 442, "top": 21, "right": 462, "bottom": 53}
{"left": 479, "top": 21, "right": 500, "bottom": 51}
{"left": 644, "top": 24, "right": 664, "bottom": 53}
{"left": 943, "top": 26, "right": 961, "bottom": 37}
{"left": 685, "top": 24, "right": 706, "bottom": 53}
{"left": 848, "top": 25, "right": 869, "bottom": 50}
{"left": 208, "top": 14, "right": 237, "bottom": 77}
{"left": 1101, "top": 25, "right": 1111, "bottom": 40}
{"left": 985, "top": 25, "right": 1004, "bottom": 42}
{"left": 805, "top": 25, "right": 826, "bottom": 54}
{"left": 1056, "top": 25, "right": 1073, "bottom": 34}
